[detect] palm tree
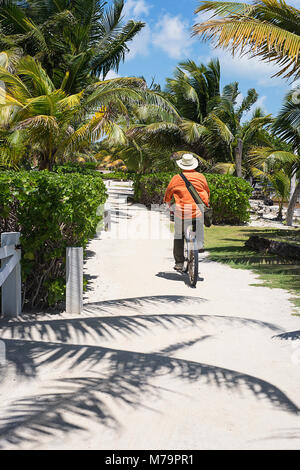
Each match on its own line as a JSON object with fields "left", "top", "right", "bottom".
{"left": 193, "top": 0, "right": 300, "bottom": 80}
{"left": 250, "top": 146, "right": 295, "bottom": 218}
{"left": 0, "top": 55, "right": 170, "bottom": 170}
{"left": 0, "top": 49, "right": 27, "bottom": 168}
{"left": 272, "top": 87, "right": 300, "bottom": 225}
{"left": 0, "top": 0, "right": 144, "bottom": 93}
{"left": 202, "top": 83, "right": 272, "bottom": 177}
{"left": 127, "top": 59, "right": 222, "bottom": 167}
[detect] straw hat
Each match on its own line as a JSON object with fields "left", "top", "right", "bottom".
{"left": 176, "top": 153, "right": 198, "bottom": 170}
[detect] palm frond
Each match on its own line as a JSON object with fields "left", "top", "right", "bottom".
{"left": 213, "top": 162, "right": 236, "bottom": 174}
{"left": 195, "top": 1, "right": 256, "bottom": 17}
{"left": 193, "top": 0, "right": 300, "bottom": 79}
{"left": 92, "top": 20, "right": 145, "bottom": 78}
{"left": 209, "top": 113, "right": 234, "bottom": 144}
{"left": 180, "top": 119, "right": 208, "bottom": 144}
{"left": 236, "top": 88, "right": 258, "bottom": 119}
{"left": 249, "top": 146, "right": 299, "bottom": 167}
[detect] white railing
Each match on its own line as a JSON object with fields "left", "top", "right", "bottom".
{"left": 0, "top": 233, "right": 84, "bottom": 317}
{"left": 0, "top": 232, "right": 21, "bottom": 318}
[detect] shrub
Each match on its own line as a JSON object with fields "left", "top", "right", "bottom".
{"left": 205, "top": 174, "right": 252, "bottom": 224}
{"left": 100, "top": 171, "right": 136, "bottom": 181}
{"left": 134, "top": 172, "right": 252, "bottom": 225}
{"left": 0, "top": 171, "right": 107, "bottom": 309}
{"left": 54, "top": 166, "right": 137, "bottom": 184}
{"left": 53, "top": 163, "right": 103, "bottom": 178}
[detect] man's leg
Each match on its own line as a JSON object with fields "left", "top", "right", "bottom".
{"left": 173, "top": 216, "right": 185, "bottom": 265}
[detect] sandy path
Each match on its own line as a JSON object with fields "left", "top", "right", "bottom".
{"left": 0, "top": 181, "right": 299, "bottom": 450}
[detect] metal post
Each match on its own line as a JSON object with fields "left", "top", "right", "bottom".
{"left": 1, "top": 232, "right": 21, "bottom": 318}
{"left": 66, "top": 247, "right": 83, "bottom": 314}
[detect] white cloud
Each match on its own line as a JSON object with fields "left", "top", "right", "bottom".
{"left": 246, "top": 95, "right": 267, "bottom": 119}
{"left": 204, "top": 47, "right": 284, "bottom": 88}
{"left": 126, "top": 23, "right": 151, "bottom": 60}
{"left": 152, "top": 15, "right": 194, "bottom": 60}
{"left": 255, "top": 95, "right": 267, "bottom": 111}
{"left": 123, "top": 0, "right": 151, "bottom": 19}
{"left": 121, "top": 1, "right": 152, "bottom": 61}
{"left": 235, "top": 92, "right": 244, "bottom": 108}
{"left": 105, "top": 70, "right": 120, "bottom": 79}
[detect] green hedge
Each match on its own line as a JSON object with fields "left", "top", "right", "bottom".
{"left": 53, "top": 163, "right": 103, "bottom": 178}
{"left": 100, "top": 171, "right": 137, "bottom": 181}
{"left": 134, "top": 172, "right": 252, "bottom": 225}
{"left": 205, "top": 174, "right": 252, "bottom": 224}
{"left": 0, "top": 171, "right": 107, "bottom": 309}
{"left": 54, "top": 165, "right": 136, "bottom": 183}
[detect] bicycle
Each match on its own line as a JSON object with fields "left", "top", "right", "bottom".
{"left": 183, "top": 224, "right": 199, "bottom": 287}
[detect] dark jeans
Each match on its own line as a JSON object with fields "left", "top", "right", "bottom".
{"left": 174, "top": 216, "right": 204, "bottom": 264}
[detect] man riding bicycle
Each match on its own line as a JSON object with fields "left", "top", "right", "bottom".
{"left": 164, "top": 154, "right": 210, "bottom": 272}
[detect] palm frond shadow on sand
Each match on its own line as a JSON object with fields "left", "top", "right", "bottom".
{"left": 0, "top": 295, "right": 295, "bottom": 448}
{"left": 0, "top": 299, "right": 283, "bottom": 345}
{"left": 273, "top": 330, "right": 300, "bottom": 341}
{"left": 0, "top": 332, "right": 299, "bottom": 448}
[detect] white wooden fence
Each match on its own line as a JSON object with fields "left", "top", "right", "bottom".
{"left": 0, "top": 232, "right": 83, "bottom": 318}
{"left": 0, "top": 232, "right": 21, "bottom": 318}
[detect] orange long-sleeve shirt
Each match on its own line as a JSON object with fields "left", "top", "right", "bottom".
{"left": 164, "top": 170, "right": 210, "bottom": 219}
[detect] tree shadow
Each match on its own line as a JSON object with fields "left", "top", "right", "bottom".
{"left": 242, "top": 228, "right": 300, "bottom": 242}
{"left": 157, "top": 336, "right": 213, "bottom": 355}
{"left": 207, "top": 243, "right": 300, "bottom": 295}
{"left": 272, "top": 330, "right": 300, "bottom": 341}
{"left": 83, "top": 295, "right": 208, "bottom": 315}
{"left": 0, "top": 312, "right": 283, "bottom": 346}
{"left": 256, "top": 428, "right": 300, "bottom": 443}
{"left": 0, "top": 290, "right": 294, "bottom": 449}
{"left": 0, "top": 338, "right": 299, "bottom": 448}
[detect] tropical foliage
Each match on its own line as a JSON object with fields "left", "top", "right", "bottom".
{"left": 251, "top": 87, "right": 300, "bottom": 224}
{"left": 193, "top": 0, "right": 300, "bottom": 80}
{"left": 134, "top": 172, "right": 252, "bottom": 224}
{"left": 126, "top": 59, "right": 221, "bottom": 167}
{"left": 0, "top": 0, "right": 144, "bottom": 93}
{"left": 0, "top": 55, "right": 173, "bottom": 170}
{"left": 204, "top": 82, "right": 272, "bottom": 177}
{"left": 123, "top": 59, "right": 272, "bottom": 177}
{"left": 0, "top": 170, "right": 107, "bottom": 307}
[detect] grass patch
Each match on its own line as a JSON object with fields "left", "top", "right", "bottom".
{"left": 204, "top": 225, "right": 300, "bottom": 310}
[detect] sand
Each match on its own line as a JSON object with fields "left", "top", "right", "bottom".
{"left": 0, "top": 180, "right": 299, "bottom": 450}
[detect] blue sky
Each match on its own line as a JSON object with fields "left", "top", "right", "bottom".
{"left": 107, "top": 0, "right": 300, "bottom": 118}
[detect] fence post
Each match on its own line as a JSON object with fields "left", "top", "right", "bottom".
{"left": 66, "top": 247, "right": 83, "bottom": 315}
{"left": 1, "top": 232, "right": 21, "bottom": 318}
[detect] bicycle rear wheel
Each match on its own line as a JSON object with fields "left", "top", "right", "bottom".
{"left": 188, "top": 243, "right": 198, "bottom": 287}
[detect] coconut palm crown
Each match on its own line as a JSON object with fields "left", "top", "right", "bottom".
{"left": 193, "top": 0, "right": 300, "bottom": 80}
{"left": 0, "top": 0, "right": 144, "bottom": 93}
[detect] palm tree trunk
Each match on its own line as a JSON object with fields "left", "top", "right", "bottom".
{"left": 290, "top": 168, "right": 297, "bottom": 202}
{"left": 277, "top": 202, "right": 283, "bottom": 221}
{"left": 235, "top": 138, "right": 243, "bottom": 178}
{"left": 286, "top": 180, "right": 300, "bottom": 226}
{"left": 38, "top": 152, "right": 51, "bottom": 170}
